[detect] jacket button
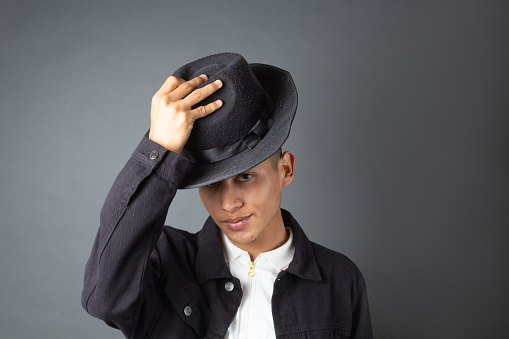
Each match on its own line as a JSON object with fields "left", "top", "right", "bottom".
{"left": 225, "top": 281, "right": 234, "bottom": 292}
{"left": 183, "top": 306, "right": 192, "bottom": 316}
{"left": 149, "top": 150, "right": 159, "bottom": 160}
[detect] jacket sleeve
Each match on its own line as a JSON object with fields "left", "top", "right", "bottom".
{"left": 81, "top": 136, "right": 189, "bottom": 337}
{"left": 351, "top": 277, "right": 374, "bottom": 339}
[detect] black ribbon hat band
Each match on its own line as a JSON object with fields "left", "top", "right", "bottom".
{"left": 181, "top": 93, "right": 275, "bottom": 164}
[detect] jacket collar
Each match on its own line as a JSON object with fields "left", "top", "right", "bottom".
{"left": 280, "top": 209, "right": 322, "bottom": 281}
{"left": 195, "top": 216, "right": 233, "bottom": 284}
{"left": 195, "top": 209, "right": 322, "bottom": 284}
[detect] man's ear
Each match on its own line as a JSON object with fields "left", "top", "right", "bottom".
{"left": 279, "top": 151, "right": 295, "bottom": 187}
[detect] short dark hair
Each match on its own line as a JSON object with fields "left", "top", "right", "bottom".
{"left": 269, "top": 148, "right": 282, "bottom": 171}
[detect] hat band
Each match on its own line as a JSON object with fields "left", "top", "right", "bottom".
{"left": 182, "top": 94, "right": 275, "bottom": 164}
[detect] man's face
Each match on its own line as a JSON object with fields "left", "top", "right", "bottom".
{"left": 199, "top": 152, "right": 294, "bottom": 255}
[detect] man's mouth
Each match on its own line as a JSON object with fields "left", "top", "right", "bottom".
{"left": 221, "top": 215, "right": 252, "bottom": 230}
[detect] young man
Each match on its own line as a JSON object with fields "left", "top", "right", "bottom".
{"left": 82, "top": 53, "right": 373, "bottom": 338}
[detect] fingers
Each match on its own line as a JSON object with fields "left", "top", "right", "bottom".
{"left": 180, "top": 79, "right": 223, "bottom": 107}
{"left": 170, "top": 74, "right": 209, "bottom": 100}
{"left": 190, "top": 99, "right": 223, "bottom": 120}
{"left": 149, "top": 74, "right": 223, "bottom": 152}
{"left": 154, "top": 74, "right": 223, "bottom": 120}
{"left": 157, "top": 76, "right": 185, "bottom": 95}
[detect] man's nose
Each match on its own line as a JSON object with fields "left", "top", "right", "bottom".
{"left": 220, "top": 183, "right": 243, "bottom": 212}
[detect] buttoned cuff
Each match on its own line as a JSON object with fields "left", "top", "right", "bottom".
{"left": 131, "top": 137, "right": 190, "bottom": 186}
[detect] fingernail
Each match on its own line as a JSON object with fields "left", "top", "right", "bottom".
{"left": 214, "top": 80, "right": 222, "bottom": 87}
{"left": 199, "top": 74, "right": 208, "bottom": 80}
{"left": 215, "top": 100, "right": 223, "bottom": 106}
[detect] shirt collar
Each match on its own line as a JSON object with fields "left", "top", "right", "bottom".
{"left": 259, "top": 228, "right": 294, "bottom": 271}
{"left": 221, "top": 231, "right": 247, "bottom": 263}
{"left": 221, "top": 227, "right": 295, "bottom": 272}
{"left": 195, "top": 209, "right": 322, "bottom": 284}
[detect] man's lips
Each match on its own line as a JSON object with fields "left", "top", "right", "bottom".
{"left": 221, "top": 215, "right": 252, "bottom": 230}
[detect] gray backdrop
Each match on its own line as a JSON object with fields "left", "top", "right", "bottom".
{"left": 1, "top": 1, "right": 508, "bottom": 338}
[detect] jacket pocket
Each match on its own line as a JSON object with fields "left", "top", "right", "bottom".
{"left": 161, "top": 275, "right": 209, "bottom": 337}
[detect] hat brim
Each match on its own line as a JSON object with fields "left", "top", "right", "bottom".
{"left": 179, "top": 63, "right": 298, "bottom": 189}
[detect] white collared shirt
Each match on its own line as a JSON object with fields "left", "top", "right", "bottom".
{"left": 221, "top": 228, "right": 295, "bottom": 339}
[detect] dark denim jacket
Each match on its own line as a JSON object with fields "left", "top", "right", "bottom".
{"left": 82, "top": 137, "right": 373, "bottom": 338}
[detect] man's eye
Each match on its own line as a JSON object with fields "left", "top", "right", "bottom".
{"left": 206, "top": 182, "right": 220, "bottom": 188}
{"left": 238, "top": 173, "right": 252, "bottom": 182}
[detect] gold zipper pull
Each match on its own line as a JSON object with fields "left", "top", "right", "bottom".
{"left": 248, "top": 261, "right": 255, "bottom": 277}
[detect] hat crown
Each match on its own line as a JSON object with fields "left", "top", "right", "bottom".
{"left": 173, "top": 53, "right": 268, "bottom": 154}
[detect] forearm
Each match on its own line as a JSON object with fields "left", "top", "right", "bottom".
{"left": 81, "top": 136, "right": 189, "bottom": 334}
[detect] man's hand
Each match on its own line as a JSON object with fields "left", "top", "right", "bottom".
{"left": 148, "top": 74, "right": 223, "bottom": 153}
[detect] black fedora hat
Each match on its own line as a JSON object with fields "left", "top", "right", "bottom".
{"left": 170, "top": 52, "right": 297, "bottom": 189}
